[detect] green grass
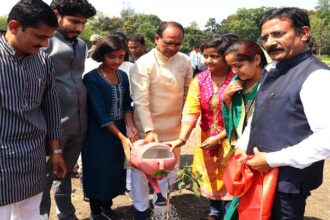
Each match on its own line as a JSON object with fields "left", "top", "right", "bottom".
{"left": 319, "top": 54, "right": 330, "bottom": 65}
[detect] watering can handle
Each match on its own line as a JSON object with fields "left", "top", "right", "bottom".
{"left": 132, "top": 139, "right": 145, "bottom": 148}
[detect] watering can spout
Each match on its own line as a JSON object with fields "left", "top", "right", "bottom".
{"left": 155, "top": 193, "right": 167, "bottom": 206}
{"left": 149, "top": 178, "right": 161, "bottom": 193}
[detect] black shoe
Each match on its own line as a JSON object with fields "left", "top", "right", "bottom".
{"left": 89, "top": 214, "right": 109, "bottom": 220}
{"left": 134, "top": 208, "right": 149, "bottom": 220}
{"left": 101, "top": 208, "right": 118, "bottom": 220}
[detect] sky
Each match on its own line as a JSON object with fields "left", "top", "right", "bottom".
{"left": 0, "top": 0, "right": 319, "bottom": 28}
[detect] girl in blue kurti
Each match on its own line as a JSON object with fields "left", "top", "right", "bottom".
{"left": 83, "top": 35, "right": 138, "bottom": 220}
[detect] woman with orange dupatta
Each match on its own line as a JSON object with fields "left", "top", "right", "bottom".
{"left": 168, "top": 34, "right": 238, "bottom": 220}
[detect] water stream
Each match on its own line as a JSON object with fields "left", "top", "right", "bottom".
{"left": 150, "top": 203, "right": 180, "bottom": 219}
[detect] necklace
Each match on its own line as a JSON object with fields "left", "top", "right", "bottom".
{"left": 99, "top": 67, "right": 119, "bottom": 84}
{"left": 212, "top": 75, "right": 226, "bottom": 88}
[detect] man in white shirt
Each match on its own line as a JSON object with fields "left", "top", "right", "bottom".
{"left": 189, "top": 45, "right": 202, "bottom": 75}
{"left": 236, "top": 7, "right": 330, "bottom": 219}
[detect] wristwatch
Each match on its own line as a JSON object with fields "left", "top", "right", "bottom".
{"left": 52, "top": 149, "right": 63, "bottom": 155}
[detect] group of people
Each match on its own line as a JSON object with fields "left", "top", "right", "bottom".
{"left": 1, "top": 1, "right": 330, "bottom": 220}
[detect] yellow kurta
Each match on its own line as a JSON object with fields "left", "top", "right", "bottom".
{"left": 182, "top": 76, "right": 233, "bottom": 200}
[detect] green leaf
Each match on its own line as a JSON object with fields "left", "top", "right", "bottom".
{"left": 151, "top": 169, "right": 169, "bottom": 179}
{"left": 178, "top": 181, "right": 185, "bottom": 191}
{"left": 192, "top": 181, "right": 201, "bottom": 197}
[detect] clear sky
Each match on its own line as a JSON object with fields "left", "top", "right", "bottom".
{"left": 0, "top": 0, "right": 319, "bottom": 28}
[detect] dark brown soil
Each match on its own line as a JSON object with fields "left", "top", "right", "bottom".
{"left": 50, "top": 130, "right": 330, "bottom": 219}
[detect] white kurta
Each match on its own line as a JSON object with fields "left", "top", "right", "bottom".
{"left": 130, "top": 48, "right": 192, "bottom": 141}
{"left": 129, "top": 48, "right": 192, "bottom": 211}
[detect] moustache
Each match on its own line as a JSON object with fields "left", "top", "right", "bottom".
{"left": 71, "top": 31, "right": 81, "bottom": 35}
{"left": 267, "top": 47, "right": 284, "bottom": 54}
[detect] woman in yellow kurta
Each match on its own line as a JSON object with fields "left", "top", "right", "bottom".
{"left": 169, "top": 34, "right": 238, "bottom": 220}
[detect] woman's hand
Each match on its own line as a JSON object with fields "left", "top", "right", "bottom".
{"left": 127, "top": 126, "right": 139, "bottom": 143}
{"left": 223, "top": 80, "right": 243, "bottom": 105}
{"left": 165, "top": 139, "right": 185, "bottom": 151}
{"left": 121, "top": 137, "right": 133, "bottom": 161}
{"left": 200, "top": 136, "right": 220, "bottom": 149}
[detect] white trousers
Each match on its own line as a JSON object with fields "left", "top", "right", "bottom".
{"left": 131, "top": 163, "right": 179, "bottom": 211}
{"left": 126, "top": 168, "right": 132, "bottom": 191}
{"left": 0, "top": 193, "right": 42, "bottom": 220}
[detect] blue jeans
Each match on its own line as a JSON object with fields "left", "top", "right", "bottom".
{"left": 210, "top": 199, "right": 231, "bottom": 219}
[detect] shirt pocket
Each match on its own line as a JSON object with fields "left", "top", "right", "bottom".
{"left": 28, "top": 77, "right": 46, "bottom": 106}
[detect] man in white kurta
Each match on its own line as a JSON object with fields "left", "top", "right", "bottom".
{"left": 130, "top": 21, "right": 192, "bottom": 219}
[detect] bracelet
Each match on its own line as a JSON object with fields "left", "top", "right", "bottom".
{"left": 178, "top": 138, "right": 186, "bottom": 145}
{"left": 51, "top": 149, "right": 63, "bottom": 155}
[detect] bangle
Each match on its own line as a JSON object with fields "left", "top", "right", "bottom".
{"left": 178, "top": 138, "right": 186, "bottom": 145}
{"left": 52, "top": 149, "right": 63, "bottom": 155}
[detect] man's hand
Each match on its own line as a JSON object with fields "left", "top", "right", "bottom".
{"left": 144, "top": 130, "right": 159, "bottom": 143}
{"left": 234, "top": 147, "right": 248, "bottom": 158}
{"left": 246, "top": 147, "right": 271, "bottom": 172}
{"left": 51, "top": 154, "right": 67, "bottom": 179}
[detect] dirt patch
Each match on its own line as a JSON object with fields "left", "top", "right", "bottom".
{"left": 50, "top": 129, "right": 330, "bottom": 219}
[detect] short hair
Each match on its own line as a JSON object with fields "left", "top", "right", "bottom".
{"left": 50, "top": 0, "right": 96, "bottom": 18}
{"left": 224, "top": 40, "right": 268, "bottom": 68}
{"left": 7, "top": 0, "right": 58, "bottom": 30}
{"left": 128, "top": 34, "right": 145, "bottom": 45}
{"left": 258, "top": 7, "right": 310, "bottom": 31}
{"left": 91, "top": 35, "right": 128, "bottom": 62}
{"left": 201, "top": 33, "right": 239, "bottom": 56}
{"left": 110, "top": 32, "right": 129, "bottom": 61}
{"left": 156, "top": 21, "right": 184, "bottom": 38}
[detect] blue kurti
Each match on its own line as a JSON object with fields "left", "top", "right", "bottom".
{"left": 82, "top": 68, "right": 133, "bottom": 200}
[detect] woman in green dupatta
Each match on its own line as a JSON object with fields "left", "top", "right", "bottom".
{"left": 221, "top": 40, "right": 268, "bottom": 220}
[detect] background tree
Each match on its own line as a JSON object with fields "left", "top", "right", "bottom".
{"left": 204, "top": 18, "right": 221, "bottom": 34}
{"left": 220, "top": 7, "right": 272, "bottom": 41}
{"left": 310, "top": 0, "right": 330, "bottom": 55}
{"left": 183, "top": 22, "right": 209, "bottom": 53}
{"left": 0, "top": 16, "right": 6, "bottom": 30}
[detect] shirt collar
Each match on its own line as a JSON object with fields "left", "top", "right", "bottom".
{"left": 265, "top": 51, "right": 312, "bottom": 77}
{"left": 276, "top": 50, "right": 312, "bottom": 71}
{"left": 0, "top": 34, "right": 17, "bottom": 57}
{"left": 54, "top": 31, "right": 77, "bottom": 46}
{"left": 154, "top": 47, "right": 177, "bottom": 62}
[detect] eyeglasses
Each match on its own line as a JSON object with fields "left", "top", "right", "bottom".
{"left": 160, "top": 38, "right": 182, "bottom": 48}
{"left": 259, "top": 31, "right": 288, "bottom": 44}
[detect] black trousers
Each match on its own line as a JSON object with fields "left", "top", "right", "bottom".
{"left": 89, "top": 199, "right": 113, "bottom": 215}
{"left": 271, "top": 191, "right": 310, "bottom": 220}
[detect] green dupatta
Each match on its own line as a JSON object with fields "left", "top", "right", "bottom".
{"left": 222, "top": 75, "right": 259, "bottom": 147}
{"left": 222, "top": 75, "right": 260, "bottom": 220}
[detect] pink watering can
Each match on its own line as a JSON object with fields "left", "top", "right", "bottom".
{"left": 130, "top": 140, "right": 176, "bottom": 206}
